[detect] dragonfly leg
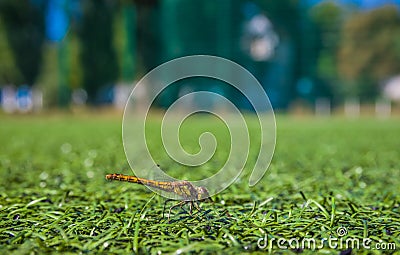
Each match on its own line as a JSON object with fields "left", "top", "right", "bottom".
{"left": 162, "top": 199, "right": 174, "bottom": 218}
{"left": 168, "top": 201, "right": 185, "bottom": 221}
{"left": 193, "top": 201, "right": 201, "bottom": 212}
{"left": 163, "top": 198, "right": 211, "bottom": 220}
{"left": 187, "top": 201, "right": 205, "bottom": 217}
{"left": 188, "top": 201, "right": 193, "bottom": 215}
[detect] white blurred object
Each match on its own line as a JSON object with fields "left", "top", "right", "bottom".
{"left": 32, "top": 87, "right": 43, "bottom": 111}
{"left": 383, "top": 75, "right": 400, "bottom": 101}
{"left": 113, "top": 83, "right": 135, "bottom": 110}
{"left": 1, "top": 85, "right": 17, "bottom": 113}
{"left": 344, "top": 98, "right": 360, "bottom": 118}
{"left": 243, "top": 14, "right": 279, "bottom": 61}
{"left": 375, "top": 99, "right": 391, "bottom": 119}
{"left": 315, "top": 98, "right": 331, "bottom": 116}
{"left": 72, "top": 88, "right": 88, "bottom": 105}
{"left": 1, "top": 85, "right": 43, "bottom": 113}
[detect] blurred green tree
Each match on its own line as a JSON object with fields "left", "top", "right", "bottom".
{"left": 136, "top": 0, "right": 161, "bottom": 73}
{"left": 114, "top": 1, "right": 136, "bottom": 82}
{"left": 310, "top": 2, "right": 344, "bottom": 98}
{"left": 237, "top": 0, "right": 300, "bottom": 108}
{"left": 79, "top": 0, "right": 119, "bottom": 104}
{"left": 156, "top": 0, "right": 301, "bottom": 109}
{"left": 338, "top": 5, "right": 400, "bottom": 99}
{"left": 0, "top": 0, "right": 45, "bottom": 86}
{"left": 0, "top": 19, "right": 22, "bottom": 85}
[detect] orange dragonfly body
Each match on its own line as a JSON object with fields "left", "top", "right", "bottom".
{"left": 105, "top": 173, "right": 210, "bottom": 201}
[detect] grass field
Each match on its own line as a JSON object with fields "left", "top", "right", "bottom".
{"left": 0, "top": 114, "right": 399, "bottom": 254}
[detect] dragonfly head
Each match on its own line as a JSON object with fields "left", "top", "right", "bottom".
{"left": 196, "top": 186, "right": 211, "bottom": 201}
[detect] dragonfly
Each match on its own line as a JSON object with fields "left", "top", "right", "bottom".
{"left": 105, "top": 173, "right": 212, "bottom": 219}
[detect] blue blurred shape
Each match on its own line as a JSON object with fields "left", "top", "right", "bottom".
{"left": 360, "top": 0, "right": 399, "bottom": 9}
{"left": 297, "top": 77, "right": 313, "bottom": 96}
{"left": 16, "top": 85, "right": 32, "bottom": 112}
{"left": 242, "top": 2, "right": 259, "bottom": 19}
{"left": 304, "top": 0, "right": 400, "bottom": 9}
{"left": 46, "top": 0, "right": 69, "bottom": 42}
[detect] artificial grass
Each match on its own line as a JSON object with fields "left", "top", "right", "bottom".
{"left": 0, "top": 115, "right": 399, "bottom": 254}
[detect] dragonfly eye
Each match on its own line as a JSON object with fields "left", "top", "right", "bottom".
{"left": 197, "top": 186, "right": 210, "bottom": 200}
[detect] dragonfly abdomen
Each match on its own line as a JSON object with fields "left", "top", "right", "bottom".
{"left": 105, "top": 173, "right": 210, "bottom": 201}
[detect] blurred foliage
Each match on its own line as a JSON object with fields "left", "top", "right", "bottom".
{"left": 156, "top": 0, "right": 301, "bottom": 109}
{"left": 68, "top": 35, "right": 83, "bottom": 90}
{"left": 136, "top": 1, "right": 161, "bottom": 73}
{"left": 310, "top": 2, "right": 343, "bottom": 97}
{"left": 0, "top": 0, "right": 45, "bottom": 86}
{"left": 114, "top": 4, "right": 136, "bottom": 81}
{"left": 78, "top": 0, "right": 119, "bottom": 104}
{"left": 36, "top": 44, "right": 59, "bottom": 106}
{"left": 0, "top": 19, "right": 21, "bottom": 84}
{"left": 1, "top": 1, "right": 400, "bottom": 105}
{"left": 338, "top": 5, "right": 400, "bottom": 98}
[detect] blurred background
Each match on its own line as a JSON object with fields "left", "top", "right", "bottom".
{"left": 1, "top": 0, "right": 400, "bottom": 116}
